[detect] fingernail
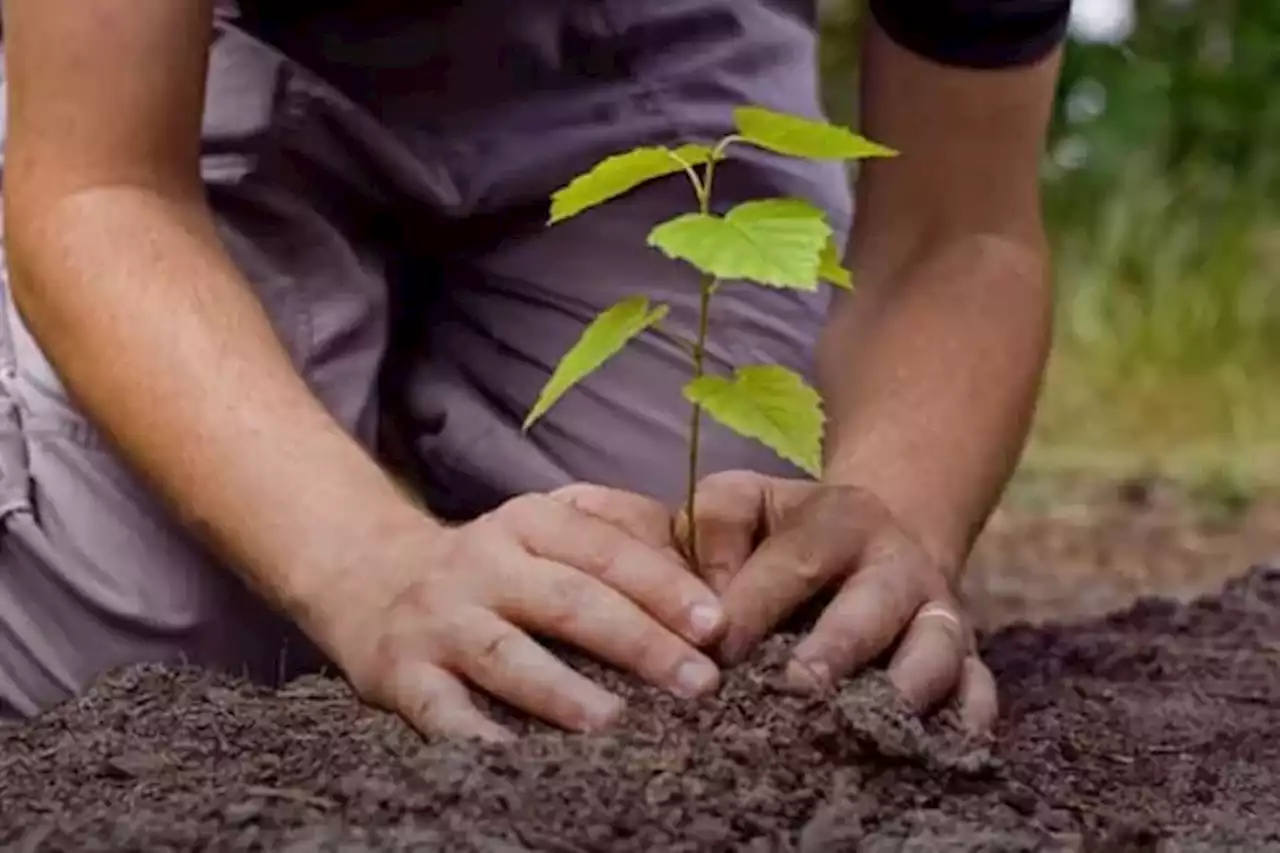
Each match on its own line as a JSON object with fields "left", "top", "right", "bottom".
{"left": 687, "top": 602, "right": 724, "bottom": 643}
{"left": 786, "top": 658, "right": 831, "bottom": 694}
{"left": 672, "top": 658, "right": 720, "bottom": 699}
{"left": 584, "top": 695, "right": 625, "bottom": 730}
{"left": 478, "top": 726, "right": 518, "bottom": 745}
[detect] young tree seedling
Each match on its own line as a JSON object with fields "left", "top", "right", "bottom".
{"left": 522, "top": 105, "right": 897, "bottom": 566}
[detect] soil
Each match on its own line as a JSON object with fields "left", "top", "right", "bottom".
{"left": 2, "top": 477, "right": 1279, "bottom": 852}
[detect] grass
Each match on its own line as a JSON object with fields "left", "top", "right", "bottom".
{"left": 1024, "top": 157, "right": 1280, "bottom": 487}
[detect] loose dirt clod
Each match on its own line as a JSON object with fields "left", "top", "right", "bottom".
{"left": 2, "top": 567, "right": 1278, "bottom": 852}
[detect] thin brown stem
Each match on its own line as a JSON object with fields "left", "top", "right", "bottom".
{"left": 681, "top": 147, "right": 724, "bottom": 569}
{"left": 683, "top": 274, "right": 714, "bottom": 569}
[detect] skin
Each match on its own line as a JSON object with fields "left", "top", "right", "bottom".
{"left": 684, "top": 20, "right": 1061, "bottom": 729}
{"left": 2, "top": 3, "right": 1059, "bottom": 737}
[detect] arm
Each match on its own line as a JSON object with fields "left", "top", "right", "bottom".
{"left": 3, "top": 0, "right": 726, "bottom": 736}
{"left": 817, "top": 11, "right": 1063, "bottom": 576}
{"left": 686, "top": 3, "right": 1066, "bottom": 727}
{"left": 2, "top": 0, "right": 433, "bottom": 627}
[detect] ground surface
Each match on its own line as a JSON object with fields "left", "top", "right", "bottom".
{"left": 966, "top": 474, "right": 1280, "bottom": 628}
{"left": 2, "top": 478, "right": 1279, "bottom": 852}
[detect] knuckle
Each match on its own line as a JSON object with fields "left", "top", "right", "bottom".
{"left": 406, "top": 692, "right": 443, "bottom": 731}
{"left": 387, "top": 576, "right": 430, "bottom": 613}
{"left": 476, "top": 624, "right": 522, "bottom": 670}
{"left": 578, "top": 529, "right": 627, "bottom": 578}
{"left": 866, "top": 530, "right": 915, "bottom": 573}
{"left": 890, "top": 568, "right": 926, "bottom": 614}
{"left": 500, "top": 492, "right": 551, "bottom": 526}
{"left": 862, "top": 555, "right": 919, "bottom": 614}
{"left": 790, "top": 551, "right": 829, "bottom": 583}
{"left": 548, "top": 481, "right": 607, "bottom": 510}
{"left": 544, "top": 573, "right": 596, "bottom": 627}
{"left": 761, "top": 482, "right": 802, "bottom": 525}
{"left": 699, "top": 469, "right": 761, "bottom": 494}
{"left": 767, "top": 525, "right": 834, "bottom": 582}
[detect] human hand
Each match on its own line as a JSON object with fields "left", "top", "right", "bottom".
{"left": 677, "top": 471, "right": 997, "bottom": 732}
{"left": 307, "top": 484, "right": 727, "bottom": 741}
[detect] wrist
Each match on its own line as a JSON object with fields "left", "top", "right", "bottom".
{"left": 256, "top": 450, "right": 450, "bottom": 637}
{"left": 822, "top": 448, "right": 972, "bottom": 584}
{"left": 281, "top": 501, "right": 450, "bottom": 666}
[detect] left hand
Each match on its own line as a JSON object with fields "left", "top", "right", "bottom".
{"left": 676, "top": 470, "right": 998, "bottom": 732}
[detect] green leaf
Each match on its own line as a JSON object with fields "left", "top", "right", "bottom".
{"left": 523, "top": 296, "right": 669, "bottom": 430}
{"left": 684, "top": 365, "right": 825, "bottom": 477}
{"left": 734, "top": 105, "right": 898, "bottom": 161}
{"left": 671, "top": 143, "right": 718, "bottom": 167}
{"left": 548, "top": 144, "right": 717, "bottom": 225}
{"left": 647, "top": 198, "right": 831, "bottom": 289}
{"left": 818, "top": 235, "right": 853, "bottom": 290}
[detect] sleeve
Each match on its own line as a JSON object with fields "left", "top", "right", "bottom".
{"left": 866, "top": 0, "right": 1072, "bottom": 69}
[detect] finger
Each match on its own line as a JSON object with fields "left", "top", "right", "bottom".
{"left": 956, "top": 655, "right": 999, "bottom": 733}
{"left": 676, "top": 471, "right": 770, "bottom": 593}
{"left": 385, "top": 661, "right": 515, "bottom": 743}
{"left": 496, "top": 555, "right": 721, "bottom": 701}
{"left": 452, "top": 611, "right": 626, "bottom": 733}
{"left": 884, "top": 601, "right": 969, "bottom": 713}
{"left": 783, "top": 533, "right": 932, "bottom": 691}
{"left": 507, "top": 494, "right": 725, "bottom": 646}
{"left": 550, "top": 483, "right": 679, "bottom": 556}
{"left": 717, "top": 500, "right": 872, "bottom": 664}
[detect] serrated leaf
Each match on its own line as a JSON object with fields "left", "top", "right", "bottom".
{"left": 524, "top": 296, "right": 669, "bottom": 430}
{"left": 734, "top": 105, "right": 898, "bottom": 161}
{"left": 548, "top": 144, "right": 717, "bottom": 225}
{"left": 684, "top": 365, "right": 825, "bottom": 477}
{"left": 647, "top": 198, "right": 831, "bottom": 289}
{"left": 819, "top": 235, "right": 853, "bottom": 290}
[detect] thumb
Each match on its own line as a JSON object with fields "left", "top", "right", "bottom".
{"left": 675, "top": 471, "right": 771, "bottom": 594}
{"left": 549, "top": 483, "right": 682, "bottom": 559}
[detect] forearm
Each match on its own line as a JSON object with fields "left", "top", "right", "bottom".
{"left": 6, "top": 187, "right": 436, "bottom": 619}
{"left": 817, "top": 238, "right": 1051, "bottom": 576}
{"left": 815, "top": 17, "right": 1060, "bottom": 576}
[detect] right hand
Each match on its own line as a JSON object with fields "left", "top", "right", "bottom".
{"left": 309, "top": 484, "right": 727, "bottom": 741}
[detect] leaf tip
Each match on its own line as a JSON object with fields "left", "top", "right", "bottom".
{"left": 521, "top": 405, "right": 546, "bottom": 433}
{"left": 863, "top": 141, "right": 901, "bottom": 159}
{"left": 546, "top": 191, "right": 575, "bottom": 226}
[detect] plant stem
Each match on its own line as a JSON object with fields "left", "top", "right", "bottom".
{"left": 682, "top": 144, "right": 727, "bottom": 569}
{"left": 684, "top": 273, "right": 714, "bottom": 569}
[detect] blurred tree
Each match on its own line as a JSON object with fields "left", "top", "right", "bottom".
{"left": 816, "top": 1, "right": 1280, "bottom": 468}
{"left": 818, "top": 0, "right": 1280, "bottom": 211}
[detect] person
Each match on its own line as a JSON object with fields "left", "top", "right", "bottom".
{"left": 0, "top": 0, "right": 1068, "bottom": 739}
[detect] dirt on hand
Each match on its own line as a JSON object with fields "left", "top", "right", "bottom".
{"left": 2, "top": 562, "right": 1277, "bottom": 852}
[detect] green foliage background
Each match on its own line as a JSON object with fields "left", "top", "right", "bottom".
{"left": 818, "top": 0, "right": 1280, "bottom": 482}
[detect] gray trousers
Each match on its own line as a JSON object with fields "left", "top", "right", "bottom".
{"left": 0, "top": 2, "right": 852, "bottom": 716}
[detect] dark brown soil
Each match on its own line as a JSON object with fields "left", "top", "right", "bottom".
{"left": 965, "top": 474, "right": 1280, "bottom": 630}
{"left": 2, "top": 561, "right": 1278, "bottom": 852}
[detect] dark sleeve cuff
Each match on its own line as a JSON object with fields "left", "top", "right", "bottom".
{"left": 868, "top": 0, "right": 1072, "bottom": 69}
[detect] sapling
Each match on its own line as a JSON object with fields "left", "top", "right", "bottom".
{"left": 522, "top": 105, "right": 897, "bottom": 567}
